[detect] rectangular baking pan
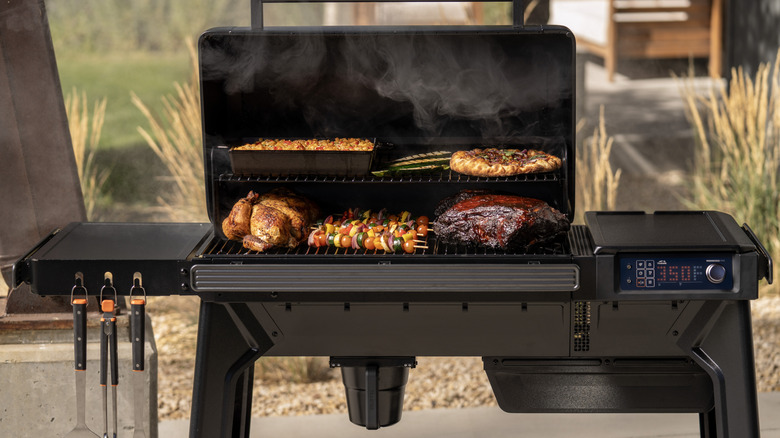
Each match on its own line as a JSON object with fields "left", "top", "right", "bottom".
{"left": 228, "top": 139, "right": 377, "bottom": 176}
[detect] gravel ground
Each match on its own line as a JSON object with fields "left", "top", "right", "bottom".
{"left": 149, "top": 295, "right": 780, "bottom": 421}
{"left": 752, "top": 297, "right": 780, "bottom": 393}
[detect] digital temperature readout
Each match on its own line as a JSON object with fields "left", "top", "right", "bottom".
{"left": 620, "top": 254, "right": 733, "bottom": 291}
{"left": 655, "top": 264, "right": 698, "bottom": 282}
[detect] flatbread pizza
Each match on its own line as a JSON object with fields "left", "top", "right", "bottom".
{"left": 450, "top": 148, "right": 561, "bottom": 177}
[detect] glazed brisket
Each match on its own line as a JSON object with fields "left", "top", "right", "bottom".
{"left": 434, "top": 193, "right": 570, "bottom": 249}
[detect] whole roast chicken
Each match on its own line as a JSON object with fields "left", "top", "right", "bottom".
{"left": 434, "top": 191, "right": 570, "bottom": 250}
{"left": 222, "top": 188, "right": 318, "bottom": 252}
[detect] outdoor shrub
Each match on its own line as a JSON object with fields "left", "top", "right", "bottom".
{"left": 575, "top": 106, "right": 622, "bottom": 224}
{"left": 66, "top": 89, "right": 110, "bottom": 220}
{"left": 681, "top": 50, "right": 780, "bottom": 294}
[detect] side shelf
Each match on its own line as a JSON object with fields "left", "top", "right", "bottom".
{"left": 14, "top": 222, "right": 210, "bottom": 296}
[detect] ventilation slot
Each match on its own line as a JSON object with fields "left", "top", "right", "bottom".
{"left": 568, "top": 225, "right": 595, "bottom": 256}
{"left": 573, "top": 301, "right": 591, "bottom": 352}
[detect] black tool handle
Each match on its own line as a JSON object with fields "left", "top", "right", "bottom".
{"left": 109, "top": 316, "right": 118, "bottom": 386}
{"left": 72, "top": 298, "right": 88, "bottom": 371}
{"left": 131, "top": 298, "right": 146, "bottom": 372}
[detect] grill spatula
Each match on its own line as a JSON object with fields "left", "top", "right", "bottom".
{"left": 64, "top": 274, "right": 99, "bottom": 438}
{"left": 130, "top": 274, "right": 147, "bottom": 438}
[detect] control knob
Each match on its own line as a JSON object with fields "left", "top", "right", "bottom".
{"left": 705, "top": 263, "right": 726, "bottom": 284}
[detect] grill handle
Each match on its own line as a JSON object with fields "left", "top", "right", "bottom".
{"left": 742, "top": 223, "right": 773, "bottom": 285}
{"left": 250, "top": 0, "right": 527, "bottom": 30}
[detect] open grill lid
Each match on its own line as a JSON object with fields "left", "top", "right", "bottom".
{"left": 198, "top": 25, "right": 576, "bottom": 229}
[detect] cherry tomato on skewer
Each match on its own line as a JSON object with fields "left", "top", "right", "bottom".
{"left": 318, "top": 233, "right": 329, "bottom": 247}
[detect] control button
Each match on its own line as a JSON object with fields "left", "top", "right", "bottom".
{"left": 646, "top": 261, "right": 654, "bottom": 269}
{"left": 637, "top": 260, "right": 645, "bottom": 269}
{"left": 646, "top": 269, "right": 654, "bottom": 278}
{"left": 637, "top": 278, "right": 646, "bottom": 287}
{"left": 637, "top": 270, "right": 645, "bottom": 278}
{"left": 646, "top": 278, "right": 655, "bottom": 288}
{"left": 706, "top": 263, "right": 727, "bottom": 284}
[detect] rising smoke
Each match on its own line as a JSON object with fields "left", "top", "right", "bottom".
{"left": 339, "top": 33, "right": 569, "bottom": 139}
{"left": 200, "top": 30, "right": 572, "bottom": 141}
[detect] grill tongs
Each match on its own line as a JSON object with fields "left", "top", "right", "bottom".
{"left": 99, "top": 274, "right": 118, "bottom": 438}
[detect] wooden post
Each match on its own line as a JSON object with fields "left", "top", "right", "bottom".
{"left": 709, "top": 0, "right": 723, "bottom": 78}
{"left": 0, "top": 0, "right": 86, "bottom": 313}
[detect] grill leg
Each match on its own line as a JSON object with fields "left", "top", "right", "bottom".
{"left": 189, "top": 301, "right": 273, "bottom": 438}
{"left": 680, "top": 301, "right": 760, "bottom": 438}
{"left": 699, "top": 408, "right": 717, "bottom": 438}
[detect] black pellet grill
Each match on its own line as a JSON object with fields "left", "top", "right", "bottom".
{"left": 12, "top": 1, "right": 774, "bottom": 437}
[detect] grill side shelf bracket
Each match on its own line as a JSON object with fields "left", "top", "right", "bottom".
{"left": 190, "top": 263, "right": 580, "bottom": 293}
{"left": 11, "top": 227, "right": 63, "bottom": 288}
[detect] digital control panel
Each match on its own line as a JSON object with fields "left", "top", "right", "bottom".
{"left": 620, "top": 254, "right": 733, "bottom": 291}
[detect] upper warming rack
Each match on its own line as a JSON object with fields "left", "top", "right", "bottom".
{"left": 217, "top": 170, "right": 562, "bottom": 184}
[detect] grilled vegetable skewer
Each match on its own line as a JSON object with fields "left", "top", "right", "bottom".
{"left": 308, "top": 210, "right": 430, "bottom": 253}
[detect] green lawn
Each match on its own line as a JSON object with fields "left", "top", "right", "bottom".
{"left": 54, "top": 50, "right": 194, "bottom": 210}
{"left": 56, "top": 50, "right": 191, "bottom": 150}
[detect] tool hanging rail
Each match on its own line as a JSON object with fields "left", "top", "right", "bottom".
{"left": 249, "top": 0, "right": 527, "bottom": 29}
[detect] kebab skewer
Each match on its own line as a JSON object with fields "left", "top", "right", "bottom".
{"left": 307, "top": 209, "right": 429, "bottom": 253}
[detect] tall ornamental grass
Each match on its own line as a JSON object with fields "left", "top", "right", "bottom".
{"left": 132, "top": 40, "right": 206, "bottom": 221}
{"left": 681, "top": 50, "right": 780, "bottom": 294}
{"left": 66, "top": 89, "right": 109, "bottom": 220}
{"left": 575, "top": 106, "right": 622, "bottom": 224}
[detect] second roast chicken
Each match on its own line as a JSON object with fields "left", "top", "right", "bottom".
{"left": 222, "top": 188, "right": 318, "bottom": 252}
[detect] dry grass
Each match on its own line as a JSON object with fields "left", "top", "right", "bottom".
{"left": 131, "top": 39, "right": 206, "bottom": 222}
{"left": 680, "top": 50, "right": 780, "bottom": 294}
{"left": 66, "top": 88, "right": 109, "bottom": 220}
{"left": 575, "top": 106, "right": 622, "bottom": 224}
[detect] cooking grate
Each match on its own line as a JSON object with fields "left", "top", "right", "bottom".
{"left": 218, "top": 170, "right": 562, "bottom": 184}
{"left": 197, "top": 234, "right": 570, "bottom": 258}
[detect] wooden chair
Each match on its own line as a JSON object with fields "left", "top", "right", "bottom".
{"left": 551, "top": 0, "right": 722, "bottom": 81}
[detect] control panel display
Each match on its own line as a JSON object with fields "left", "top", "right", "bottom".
{"left": 620, "top": 254, "right": 733, "bottom": 291}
